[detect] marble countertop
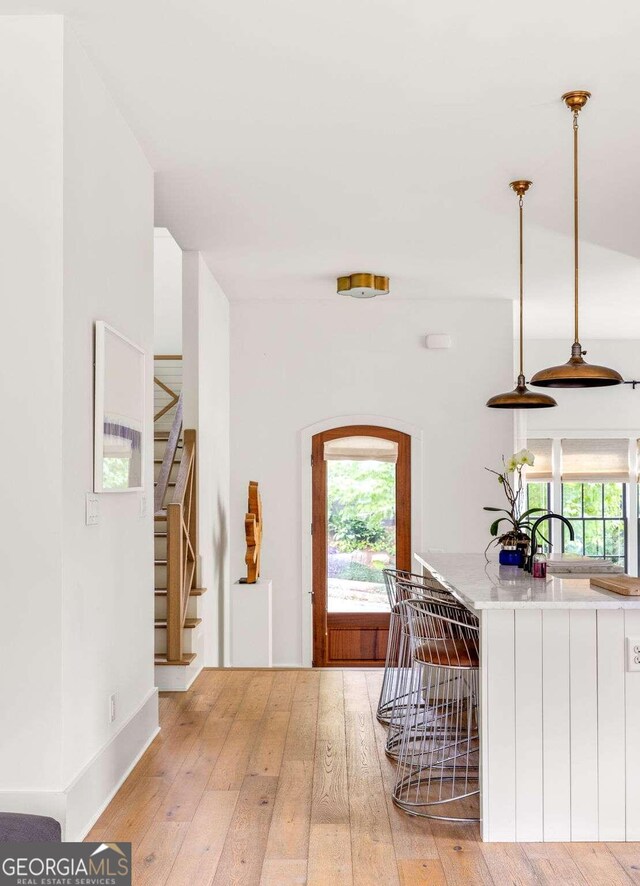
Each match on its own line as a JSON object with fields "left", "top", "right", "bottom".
{"left": 414, "top": 552, "right": 640, "bottom": 611}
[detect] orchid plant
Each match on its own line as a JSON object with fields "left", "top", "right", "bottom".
{"left": 484, "top": 449, "right": 549, "bottom": 557}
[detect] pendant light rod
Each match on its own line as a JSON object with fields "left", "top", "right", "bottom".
{"left": 510, "top": 180, "right": 530, "bottom": 378}
{"left": 520, "top": 194, "right": 524, "bottom": 374}
{"left": 573, "top": 108, "right": 580, "bottom": 342}
{"left": 530, "top": 90, "right": 622, "bottom": 388}
{"left": 486, "top": 181, "right": 556, "bottom": 409}
{"left": 562, "top": 91, "right": 591, "bottom": 344}
{"left": 564, "top": 91, "right": 591, "bottom": 349}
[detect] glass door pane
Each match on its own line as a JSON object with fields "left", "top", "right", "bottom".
{"left": 326, "top": 456, "right": 396, "bottom": 612}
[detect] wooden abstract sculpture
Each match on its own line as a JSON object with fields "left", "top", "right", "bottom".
{"left": 244, "top": 481, "right": 263, "bottom": 583}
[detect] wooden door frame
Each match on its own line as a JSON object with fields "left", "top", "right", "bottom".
{"left": 312, "top": 424, "right": 411, "bottom": 667}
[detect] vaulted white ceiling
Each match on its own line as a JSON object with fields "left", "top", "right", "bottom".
{"left": 4, "top": 0, "right": 640, "bottom": 336}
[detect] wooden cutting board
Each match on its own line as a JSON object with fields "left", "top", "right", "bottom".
{"left": 590, "top": 575, "right": 640, "bottom": 596}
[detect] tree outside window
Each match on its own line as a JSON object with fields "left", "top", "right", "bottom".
{"left": 562, "top": 482, "right": 626, "bottom": 567}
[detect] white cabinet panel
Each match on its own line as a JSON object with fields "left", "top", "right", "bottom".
{"left": 542, "top": 610, "right": 571, "bottom": 841}
{"left": 514, "top": 609, "right": 543, "bottom": 841}
{"left": 625, "top": 609, "right": 640, "bottom": 840}
{"left": 597, "top": 609, "right": 626, "bottom": 840}
{"left": 569, "top": 609, "right": 598, "bottom": 840}
{"left": 483, "top": 610, "right": 516, "bottom": 841}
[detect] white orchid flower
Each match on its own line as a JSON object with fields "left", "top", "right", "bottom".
{"left": 506, "top": 456, "right": 518, "bottom": 473}
{"left": 515, "top": 448, "right": 535, "bottom": 466}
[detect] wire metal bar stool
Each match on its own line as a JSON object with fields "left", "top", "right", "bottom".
{"left": 384, "top": 578, "right": 458, "bottom": 759}
{"left": 377, "top": 569, "right": 450, "bottom": 725}
{"left": 392, "top": 597, "right": 480, "bottom": 822}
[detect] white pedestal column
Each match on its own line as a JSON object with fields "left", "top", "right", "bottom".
{"left": 231, "top": 578, "right": 273, "bottom": 667}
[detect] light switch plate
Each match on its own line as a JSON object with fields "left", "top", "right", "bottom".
{"left": 86, "top": 493, "right": 99, "bottom": 526}
{"left": 626, "top": 637, "right": 640, "bottom": 672}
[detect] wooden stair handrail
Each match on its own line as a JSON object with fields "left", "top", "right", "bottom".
{"left": 166, "top": 428, "right": 197, "bottom": 662}
{"left": 153, "top": 355, "right": 181, "bottom": 422}
{"left": 153, "top": 377, "right": 179, "bottom": 422}
{"left": 154, "top": 393, "right": 183, "bottom": 515}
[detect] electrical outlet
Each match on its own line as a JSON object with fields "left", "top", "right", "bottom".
{"left": 626, "top": 637, "right": 640, "bottom": 672}
{"left": 86, "top": 493, "right": 99, "bottom": 526}
{"left": 109, "top": 694, "right": 116, "bottom": 723}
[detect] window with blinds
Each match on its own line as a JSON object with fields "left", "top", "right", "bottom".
{"left": 561, "top": 439, "right": 630, "bottom": 483}
{"left": 323, "top": 436, "right": 398, "bottom": 463}
{"left": 525, "top": 436, "right": 634, "bottom": 572}
{"left": 526, "top": 439, "right": 552, "bottom": 481}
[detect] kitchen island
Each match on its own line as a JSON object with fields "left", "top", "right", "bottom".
{"left": 415, "top": 552, "right": 640, "bottom": 843}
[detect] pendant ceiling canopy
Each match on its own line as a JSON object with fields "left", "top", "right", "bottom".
{"left": 530, "top": 92, "right": 623, "bottom": 389}
{"left": 487, "top": 181, "right": 557, "bottom": 410}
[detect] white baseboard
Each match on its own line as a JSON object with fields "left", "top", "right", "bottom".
{"left": 65, "top": 687, "right": 159, "bottom": 841}
{"left": 154, "top": 661, "right": 203, "bottom": 691}
{"left": 155, "top": 627, "right": 204, "bottom": 691}
{"left": 0, "top": 687, "right": 159, "bottom": 842}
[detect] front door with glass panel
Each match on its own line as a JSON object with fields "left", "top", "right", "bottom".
{"left": 311, "top": 426, "right": 411, "bottom": 667}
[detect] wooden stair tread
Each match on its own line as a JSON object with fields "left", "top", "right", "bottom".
{"left": 154, "top": 510, "right": 167, "bottom": 521}
{"left": 154, "top": 531, "right": 167, "bottom": 538}
{"left": 154, "top": 617, "right": 201, "bottom": 629}
{"left": 154, "top": 458, "right": 179, "bottom": 465}
{"left": 155, "top": 559, "right": 167, "bottom": 566}
{"left": 155, "top": 587, "right": 207, "bottom": 597}
{"left": 154, "top": 652, "right": 196, "bottom": 666}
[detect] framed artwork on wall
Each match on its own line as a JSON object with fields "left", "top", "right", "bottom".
{"left": 94, "top": 320, "right": 146, "bottom": 493}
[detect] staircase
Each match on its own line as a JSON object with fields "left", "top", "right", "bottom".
{"left": 153, "top": 357, "right": 205, "bottom": 690}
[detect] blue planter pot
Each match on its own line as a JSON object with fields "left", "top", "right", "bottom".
{"left": 499, "top": 547, "right": 524, "bottom": 567}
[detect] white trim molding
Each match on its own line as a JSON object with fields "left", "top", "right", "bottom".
{"left": 299, "top": 413, "right": 424, "bottom": 667}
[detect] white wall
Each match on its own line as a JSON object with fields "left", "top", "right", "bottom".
{"left": 154, "top": 227, "right": 182, "bottom": 353}
{"left": 183, "top": 253, "right": 230, "bottom": 667}
{"left": 0, "top": 17, "right": 157, "bottom": 838}
{"left": 526, "top": 340, "right": 640, "bottom": 434}
{"left": 61, "top": 25, "right": 156, "bottom": 794}
{"left": 0, "top": 15, "right": 64, "bottom": 794}
{"left": 230, "top": 298, "right": 514, "bottom": 665}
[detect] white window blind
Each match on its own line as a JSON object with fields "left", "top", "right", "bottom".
{"left": 324, "top": 436, "right": 398, "bottom": 463}
{"left": 526, "top": 439, "right": 552, "bottom": 481}
{"left": 561, "top": 438, "right": 630, "bottom": 483}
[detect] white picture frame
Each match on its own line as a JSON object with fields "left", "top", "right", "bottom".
{"left": 94, "top": 321, "right": 146, "bottom": 493}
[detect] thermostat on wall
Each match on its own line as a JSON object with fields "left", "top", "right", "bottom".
{"left": 425, "top": 334, "right": 452, "bottom": 349}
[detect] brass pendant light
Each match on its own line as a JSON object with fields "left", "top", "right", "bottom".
{"left": 530, "top": 91, "right": 623, "bottom": 388}
{"left": 487, "top": 181, "right": 557, "bottom": 409}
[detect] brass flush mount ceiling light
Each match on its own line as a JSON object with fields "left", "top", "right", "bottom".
{"left": 337, "top": 273, "right": 389, "bottom": 299}
{"left": 530, "top": 91, "right": 623, "bottom": 388}
{"left": 487, "top": 181, "right": 557, "bottom": 409}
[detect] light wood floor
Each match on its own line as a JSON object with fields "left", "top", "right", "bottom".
{"left": 87, "top": 668, "right": 640, "bottom": 885}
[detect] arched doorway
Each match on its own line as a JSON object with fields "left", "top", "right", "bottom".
{"left": 312, "top": 425, "right": 411, "bottom": 667}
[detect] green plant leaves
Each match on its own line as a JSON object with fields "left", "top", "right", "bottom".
{"left": 490, "top": 517, "right": 515, "bottom": 536}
